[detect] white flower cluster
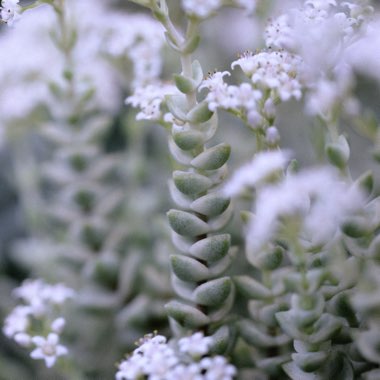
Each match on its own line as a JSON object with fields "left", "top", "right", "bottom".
{"left": 103, "top": 13, "right": 164, "bottom": 87}
{"left": 126, "top": 83, "right": 178, "bottom": 121}
{"left": 265, "top": 14, "right": 294, "bottom": 50}
{"left": 232, "top": 50, "right": 303, "bottom": 102}
{"left": 116, "top": 332, "right": 236, "bottom": 380}
{"left": 199, "top": 71, "right": 262, "bottom": 113}
{"left": 223, "top": 150, "right": 292, "bottom": 197}
{"left": 246, "top": 167, "right": 364, "bottom": 253}
{"left": 0, "top": 0, "right": 20, "bottom": 26}
{"left": 199, "top": 50, "right": 302, "bottom": 135}
{"left": 3, "top": 279, "right": 74, "bottom": 368}
{"left": 263, "top": 0, "right": 374, "bottom": 118}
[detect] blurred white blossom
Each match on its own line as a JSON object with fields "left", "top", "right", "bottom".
{"left": 182, "top": 0, "right": 222, "bottom": 18}
{"left": 0, "top": 0, "right": 20, "bottom": 26}
{"left": 224, "top": 150, "right": 291, "bottom": 197}
{"left": 51, "top": 317, "right": 66, "bottom": 334}
{"left": 265, "top": 15, "right": 295, "bottom": 50}
{"left": 14, "top": 332, "right": 32, "bottom": 347}
{"left": 247, "top": 167, "right": 364, "bottom": 253}
{"left": 102, "top": 13, "right": 164, "bottom": 87}
{"left": 178, "top": 332, "right": 213, "bottom": 357}
{"left": 30, "top": 333, "right": 68, "bottom": 368}
{"left": 265, "top": 126, "right": 281, "bottom": 145}
{"left": 231, "top": 51, "right": 303, "bottom": 102}
{"left": 200, "top": 356, "right": 237, "bottom": 380}
{"left": 116, "top": 332, "right": 236, "bottom": 380}
{"left": 166, "top": 363, "right": 203, "bottom": 380}
{"left": 3, "top": 278, "right": 74, "bottom": 368}
{"left": 126, "top": 83, "right": 178, "bottom": 121}
{"left": 3, "top": 306, "right": 30, "bottom": 338}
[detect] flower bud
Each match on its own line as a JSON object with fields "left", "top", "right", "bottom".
{"left": 265, "top": 126, "right": 280, "bottom": 145}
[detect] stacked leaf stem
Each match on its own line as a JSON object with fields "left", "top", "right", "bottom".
{"left": 144, "top": 0, "right": 236, "bottom": 349}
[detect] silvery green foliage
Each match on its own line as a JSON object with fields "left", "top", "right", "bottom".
{"left": 126, "top": 0, "right": 237, "bottom": 350}
{"left": 346, "top": 196, "right": 380, "bottom": 379}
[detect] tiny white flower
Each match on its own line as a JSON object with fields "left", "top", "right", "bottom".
{"left": 232, "top": 83, "right": 262, "bottom": 112}
{"left": 13, "top": 279, "right": 75, "bottom": 316}
{"left": 199, "top": 71, "right": 235, "bottom": 111}
{"left": 232, "top": 51, "right": 303, "bottom": 102}
{"left": 126, "top": 83, "right": 177, "bottom": 121}
{"left": 134, "top": 334, "right": 168, "bottom": 356}
{"left": 116, "top": 355, "right": 147, "bottom": 380}
{"left": 265, "top": 15, "right": 294, "bottom": 50}
{"left": 144, "top": 350, "right": 179, "bottom": 379}
{"left": 14, "top": 332, "right": 32, "bottom": 347}
{"left": 265, "top": 126, "right": 280, "bottom": 145}
{"left": 116, "top": 333, "right": 180, "bottom": 379}
{"left": 247, "top": 110, "right": 264, "bottom": 129}
{"left": 13, "top": 279, "right": 45, "bottom": 305}
{"left": 199, "top": 71, "right": 230, "bottom": 92}
{"left": 231, "top": 51, "right": 257, "bottom": 77}
{"left": 51, "top": 317, "right": 66, "bottom": 334}
{"left": 167, "top": 363, "right": 203, "bottom": 380}
{"left": 0, "top": 0, "right": 21, "bottom": 26}
{"left": 263, "top": 98, "right": 276, "bottom": 118}
{"left": 178, "top": 332, "right": 213, "bottom": 357}
{"left": 42, "top": 283, "right": 75, "bottom": 305}
{"left": 30, "top": 333, "right": 68, "bottom": 368}
{"left": 201, "top": 355, "right": 237, "bottom": 380}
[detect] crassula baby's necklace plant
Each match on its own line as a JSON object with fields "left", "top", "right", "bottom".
{"left": 127, "top": 0, "right": 238, "bottom": 346}
{"left": 2, "top": 0, "right": 380, "bottom": 379}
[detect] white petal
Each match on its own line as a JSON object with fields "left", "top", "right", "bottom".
{"left": 45, "top": 356, "right": 57, "bottom": 368}
{"left": 31, "top": 336, "right": 45, "bottom": 346}
{"left": 47, "top": 333, "right": 59, "bottom": 345}
{"left": 51, "top": 317, "right": 65, "bottom": 333}
{"left": 30, "top": 348, "right": 44, "bottom": 360}
{"left": 56, "top": 345, "right": 68, "bottom": 356}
